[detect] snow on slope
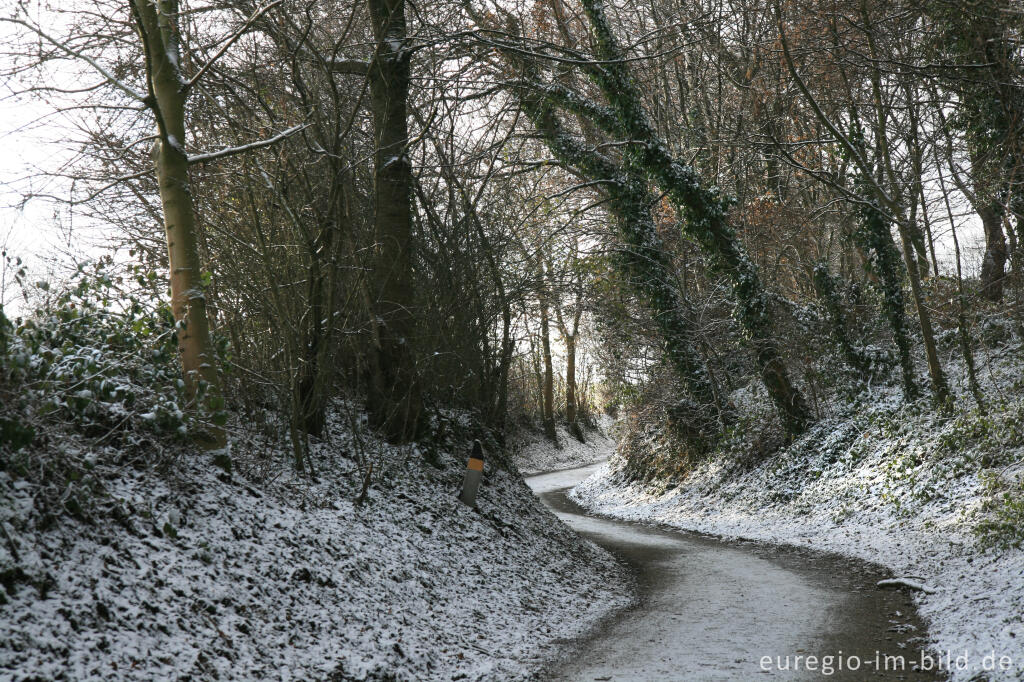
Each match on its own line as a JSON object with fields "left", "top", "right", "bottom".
{"left": 0, "top": 414, "right": 630, "bottom": 681}
{"left": 572, "top": 397, "right": 1024, "bottom": 681}
{"left": 512, "top": 416, "right": 616, "bottom": 475}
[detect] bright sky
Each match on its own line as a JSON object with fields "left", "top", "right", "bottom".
{"left": 1, "top": 91, "right": 63, "bottom": 313}
{"left": 0, "top": 11, "right": 117, "bottom": 315}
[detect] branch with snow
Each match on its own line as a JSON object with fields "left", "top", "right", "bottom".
{"left": 877, "top": 578, "right": 937, "bottom": 594}
{"left": 187, "top": 124, "right": 310, "bottom": 165}
{"left": 327, "top": 58, "right": 370, "bottom": 76}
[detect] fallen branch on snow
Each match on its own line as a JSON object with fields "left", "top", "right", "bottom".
{"left": 877, "top": 578, "right": 936, "bottom": 594}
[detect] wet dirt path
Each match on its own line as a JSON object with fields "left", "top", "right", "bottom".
{"left": 527, "top": 463, "right": 943, "bottom": 681}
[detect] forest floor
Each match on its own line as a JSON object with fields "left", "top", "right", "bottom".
{"left": 572, "top": 382, "right": 1024, "bottom": 680}
{"left": 0, "top": 409, "right": 631, "bottom": 681}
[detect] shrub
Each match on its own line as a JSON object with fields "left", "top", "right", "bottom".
{"left": 0, "top": 258, "right": 223, "bottom": 521}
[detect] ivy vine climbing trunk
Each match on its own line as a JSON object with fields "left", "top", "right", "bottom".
{"left": 813, "top": 264, "right": 870, "bottom": 378}
{"left": 577, "top": 0, "right": 810, "bottom": 436}
{"left": 468, "top": 5, "right": 730, "bottom": 438}
{"left": 862, "top": 21, "right": 950, "bottom": 407}
{"left": 853, "top": 198, "right": 918, "bottom": 401}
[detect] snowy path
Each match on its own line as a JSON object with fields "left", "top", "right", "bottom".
{"left": 527, "top": 464, "right": 943, "bottom": 681}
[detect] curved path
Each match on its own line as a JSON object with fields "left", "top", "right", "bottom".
{"left": 527, "top": 463, "right": 943, "bottom": 681}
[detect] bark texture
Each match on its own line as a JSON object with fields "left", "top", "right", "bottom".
{"left": 365, "top": 0, "right": 422, "bottom": 442}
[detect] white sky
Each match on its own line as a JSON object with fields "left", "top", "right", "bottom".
{"left": 0, "top": 11, "right": 119, "bottom": 315}
{"left": 0, "top": 92, "right": 68, "bottom": 313}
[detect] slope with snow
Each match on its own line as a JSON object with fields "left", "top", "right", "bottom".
{"left": 511, "top": 416, "right": 616, "bottom": 475}
{"left": 0, "top": 413, "right": 631, "bottom": 681}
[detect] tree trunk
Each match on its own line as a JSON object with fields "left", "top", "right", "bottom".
{"left": 895, "top": 217, "right": 951, "bottom": 407}
{"left": 365, "top": 0, "right": 421, "bottom": 443}
{"left": 553, "top": 255, "right": 585, "bottom": 442}
{"left": 813, "top": 264, "right": 869, "bottom": 377}
{"left": 935, "top": 158, "right": 986, "bottom": 412}
{"left": 496, "top": 297, "right": 513, "bottom": 441}
{"left": 490, "top": 22, "right": 730, "bottom": 438}
{"left": 905, "top": 87, "right": 941, "bottom": 279}
{"left": 528, "top": 330, "right": 545, "bottom": 423}
{"left": 296, "top": 225, "right": 328, "bottom": 438}
{"left": 563, "top": 332, "right": 585, "bottom": 442}
{"left": 465, "top": 188, "right": 512, "bottom": 439}
{"left": 855, "top": 201, "right": 919, "bottom": 401}
{"left": 564, "top": 333, "right": 576, "bottom": 427}
{"left": 1008, "top": 197, "right": 1024, "bottom": 312}
{"left": 977, "top": 198, "right": 1008, "bottom": 303}
{"left": 133, "top": 0, "right": 224, "bottom": 449}
{"left": 607, "top": 178, "right": 728, "bottom": 434}
{"left": 945, "top": 3, "right": 1022, "bottom": 301}
{"left": 863, "top": 23, "right": 945, "bottom": 405}
{"left": 579, "top": 0, "right": 809, "bottom": 437}
{"left": 538, "top": 262, "right": 558, "bottom": 443}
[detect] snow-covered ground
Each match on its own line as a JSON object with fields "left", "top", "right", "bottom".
{"left": 572, "top": 393, "right": 1024, "bottom": 680}
{"left": 0, "top": 411, "right": 631, "bottom": 681}
{"left": 511, "top": 416, "right": 616, "bottom": 475}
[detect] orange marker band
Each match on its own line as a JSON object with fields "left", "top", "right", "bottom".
{"left": 467, "top": 458, "right": 484, "bottom": 472}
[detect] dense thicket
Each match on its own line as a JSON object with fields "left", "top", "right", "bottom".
{"left": 2, "top": 0, "right": 1022, "bottom": 472}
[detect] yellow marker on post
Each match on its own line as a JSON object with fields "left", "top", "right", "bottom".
{"left": 459, "top": 440, "right": 484, "bottom": 507}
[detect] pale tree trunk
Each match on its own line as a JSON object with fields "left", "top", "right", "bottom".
{"left": 365, "top": 0, "right": 422, "bottom": 442}
{"left": 132, "top": 0, "right": 224, "bottom": 449}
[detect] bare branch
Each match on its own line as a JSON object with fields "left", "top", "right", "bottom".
{"left": 184, "top": 0, "right": 285, "bottom": 91}
{"left": 0, "top": 16, "right": 145, "bottom": 102}
{"left": 327, "top": 59, "right": 371, "bottom": 75}
{"left": 188, "top": 123, "right": 310, "bottom": 165}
